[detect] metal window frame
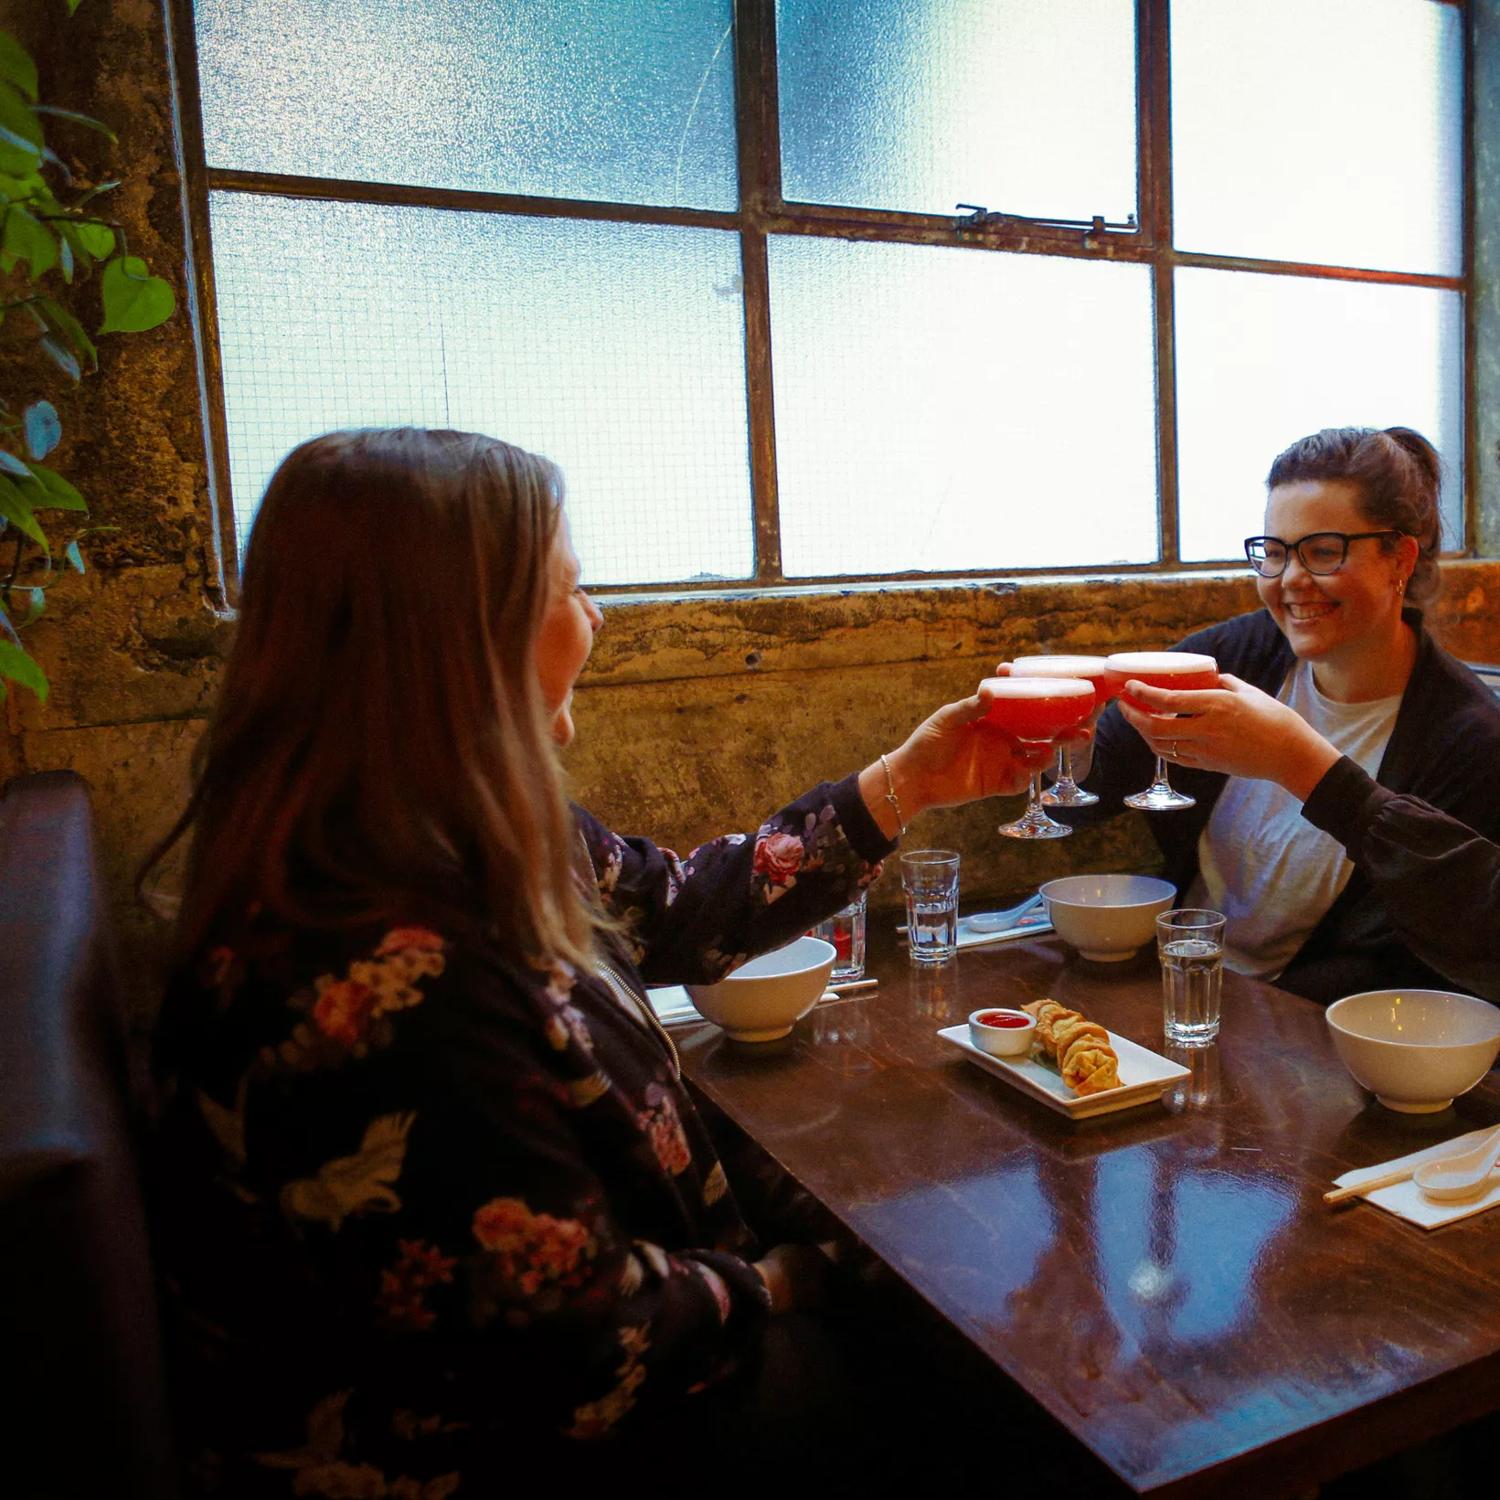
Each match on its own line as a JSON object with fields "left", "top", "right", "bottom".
{"left": 167, "top": 0, "right": 1473, "bottom": 602}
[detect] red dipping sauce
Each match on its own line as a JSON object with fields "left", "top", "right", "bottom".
{"left": 975, "top": 1010, "right": 1031, "bottom": 1028}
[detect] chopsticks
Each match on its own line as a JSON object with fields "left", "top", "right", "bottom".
{"left": 1324, "top": 1166, "right": 1421, "bottom": 1205}
{"left": 823, "top": 977, "right": 877, "bottom": 997}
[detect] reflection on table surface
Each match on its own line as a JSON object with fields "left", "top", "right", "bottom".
{"left": 676, "top": 927, "right": 1500, "bottom": 1497}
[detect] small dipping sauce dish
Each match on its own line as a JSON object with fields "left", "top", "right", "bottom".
{"left": 968, "top": 1007, "right": 1037, "bottom": 1057}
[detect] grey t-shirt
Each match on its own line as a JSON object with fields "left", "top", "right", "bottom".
{"left": 1187, "top": 660, "right": 1402, "bottom": 979}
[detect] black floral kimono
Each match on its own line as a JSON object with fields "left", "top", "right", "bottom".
{"left": 151, "top": 776, "right": 893, "bottom": 1496}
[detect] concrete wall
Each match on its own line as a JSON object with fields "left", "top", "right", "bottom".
{"left": 6, "top": 2, "right": 1499, "bottom": 1022}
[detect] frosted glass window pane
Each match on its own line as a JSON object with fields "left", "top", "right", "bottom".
{"left": 1172, "top": 0, "right": 1461, "bottom": 274}
{"left": 1175, "top": 269, "right": 1462, "bottom": 563}
{"left": 777, "top": 0, "right": 1136, "bottom": 221}
{"left": 194, "top": 0, "right": 737, "bottom": 211}
{"left": 769, "top": 237, "right": 1157, "bottom": 577}
{"left": 208, "top": 194, "right": 752, "bottom": 585}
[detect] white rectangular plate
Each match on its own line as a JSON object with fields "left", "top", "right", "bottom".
{"left": 937, "top": 1024, "right": 1190, "bottom": 1120}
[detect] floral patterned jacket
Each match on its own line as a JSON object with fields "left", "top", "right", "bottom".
{"left": 151, "top": 775, "right": 892, "bottom": 1497}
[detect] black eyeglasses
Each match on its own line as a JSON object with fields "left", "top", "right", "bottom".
{"left": 1243, "top": 530, "right": 1404, "bottom": 578}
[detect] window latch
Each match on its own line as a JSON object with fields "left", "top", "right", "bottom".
{"left": 954, "top": 204, "right": 1138, "bottom": 239}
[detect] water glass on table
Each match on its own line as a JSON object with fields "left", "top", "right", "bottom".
{"left": 1156, "top": 908, "right": 1227, "bottom": 1045}
{"left": 810, "top": 890, "right": 867, "bottom": 982}
{"left": 901, "top": 850, "right": 961, "bottom": 964}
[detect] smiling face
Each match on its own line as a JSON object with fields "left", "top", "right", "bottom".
{"left": 1257, "top": 478, "right": 1415, "bottom": 673}
{"left": 532, "top": 520, "right": 602, "bottom": 746}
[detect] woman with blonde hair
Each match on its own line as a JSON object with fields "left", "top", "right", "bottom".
{"left": 148, "top": 427, "right": 1051, "bottom": 1494}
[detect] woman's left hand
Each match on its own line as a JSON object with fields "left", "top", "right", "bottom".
{"left": 860, "top": 685, "right": 1061, "bottom": 838}
{"left": 1116, "top": 673, "right": 1340, "bottom": 800}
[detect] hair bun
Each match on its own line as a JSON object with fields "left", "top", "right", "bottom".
{"left": 1383, "top": 426, "right": 1442, "bottom": 491}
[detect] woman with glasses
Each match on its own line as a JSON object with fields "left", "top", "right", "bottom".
{"left": 1074, "top": 426, "right": 1500, "bottom": 1004}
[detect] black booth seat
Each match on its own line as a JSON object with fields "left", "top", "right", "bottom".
{"left": 0, "top": 770, "right": 175, "bottom": 1499}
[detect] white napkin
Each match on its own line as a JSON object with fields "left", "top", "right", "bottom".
{"left": 647, "top": 985, "right": 700, "bottom": 1027}
{"left": 1332, "top": 1127, "right": 1500, "bottom": 1229}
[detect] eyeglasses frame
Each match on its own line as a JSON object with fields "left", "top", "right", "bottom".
{"left": 1242, "top": 529, "right": 1406, "bottom": 579}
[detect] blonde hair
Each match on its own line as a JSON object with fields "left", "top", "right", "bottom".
{"left": 147, "top": 428, "right": 597, "bottom": 969}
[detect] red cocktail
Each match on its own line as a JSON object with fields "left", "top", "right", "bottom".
{"left": 982, "top": 676, "right": 1094, "bottom": 840}
{"left": 1104, "top": 651, "right": 1219, "bottom": 811}
{"left": 1008, "top": 655, "right": 1112, "bottom": 808}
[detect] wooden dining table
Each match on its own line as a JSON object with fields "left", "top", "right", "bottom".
{"left": 674, "top": 924, "right": 1500, "bottom": 1498}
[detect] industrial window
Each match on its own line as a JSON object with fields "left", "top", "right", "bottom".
{"left": 176, "top": 0, "right": 1467, "bottom": 591}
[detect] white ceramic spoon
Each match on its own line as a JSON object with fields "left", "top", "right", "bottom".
{"left": 1413, "top": 1124, "right": 1500, "bottom": 1201}
{"left": 964, "top": 892, "right": 1046, "bottom": 932}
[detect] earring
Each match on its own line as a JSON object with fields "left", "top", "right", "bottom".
{"left": 1396, "top": 577, "right": 1407, "bottom": 596}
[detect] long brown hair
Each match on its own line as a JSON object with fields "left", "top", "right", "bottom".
{"left": 146, "top": 427, "right": 597, "bottom": 969}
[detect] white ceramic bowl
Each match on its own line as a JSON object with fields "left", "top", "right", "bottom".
{"left": 968, "top": 1007, "right": 1037, "bottom": 1057}
{"left": 685, "top": 936, "right": 836, "bottom": 1042}
{"left": 1325, "top": 989, "right": 1500, "bottom": 1113}
{"left": 1040, "top": 874, "right": 1176, "bottom": 962}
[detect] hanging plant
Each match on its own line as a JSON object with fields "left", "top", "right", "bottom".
{"left": 0, "top": 4, "right": 175, "bottom": 703}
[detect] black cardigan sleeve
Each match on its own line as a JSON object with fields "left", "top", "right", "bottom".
{"left": 1302, "top": 755, "right": 1500, "bottom": 1004}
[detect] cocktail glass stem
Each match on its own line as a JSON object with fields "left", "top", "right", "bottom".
{"left": 999, "top": 757, "right": 1073, "bottom": 840}
{"left": 1040, "top": 745, "right": 1098, "bottom": 808}
{"left": 1124, "top": 752, "right": 1196, "bottom": 812}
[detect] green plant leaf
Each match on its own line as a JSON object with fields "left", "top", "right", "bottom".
{"left": 23, "top": 400, "right": 59, "bottom": 458}
{"left": 27, "top": 461, "right": 85, "bottom": 511}
{"left": 0, "top": 81, "right": 41, "bottom": 158}
{"left": 64, "top": 537, "right": 83, "bottom": 572}
{"left": 33, "top": 105, "right": 116, "bottom": 142}
{"left": 0, "top": 472, "right": 47, "bottom": 549}
{"left": 0, "top": 131, "right": 38, "bottom": 175}
{"left": 99, "top": 255, "right": 175, "bottom": 334}
{"left": 39, "top": 334, "right": 79, "bottom": 380}
{"left": 73, "top": 220, "right": 114, "bottom": 258}
{"left": 0, "top": 639, "right": 48, "bottom": 702}
{"left": 76, "top": 178, "right": 119, "bottom": 208}
{"left": 0, "top": 33, "right": 38, "bottom": 103}
{"left": 0, "top": 168, "right": 43, "bottom": 199}
{"left": 3, "top": 203, "right": 56, "bottom": 276}
{"left": 66, "top": 0, "right": 84, "bottom": 15}
{"left": 38, "top": 145, "right": 70, "bottom": 183}
{"left": 37, "top": 295, "right": 97, "bottom": 368}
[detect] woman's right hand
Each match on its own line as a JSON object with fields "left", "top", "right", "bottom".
{"left": 858, "top": 687, "right": 1059, "bottom": 840}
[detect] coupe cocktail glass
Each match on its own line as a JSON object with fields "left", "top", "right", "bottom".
{"left": 1007, "top": 655, "right": 1113, "bottom": 808}
{"left": 984, "top": 677, "right": 1095, "bottom": 839}
{"left": 1104, "top": 652, "right": 1220, "bottom": 812}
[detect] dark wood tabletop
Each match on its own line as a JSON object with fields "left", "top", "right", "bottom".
{"left": 675, "top": 925, "right": 1500, "bottom": 1498}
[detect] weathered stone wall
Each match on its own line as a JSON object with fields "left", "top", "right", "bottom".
{"left": 5, "top": 2, "right": 1499, "bottom": 1025}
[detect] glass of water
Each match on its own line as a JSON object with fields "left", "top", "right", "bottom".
{"left": 811, "top": 890, "right": 867, "bottom": 981}
{"left": 900, "top": 850, "right": 961, "bottom": 965}
{"left": 1156, "top": 908, "right": 1227, "bottom": 1046}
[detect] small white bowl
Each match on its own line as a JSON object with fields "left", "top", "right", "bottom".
{"left": 1040, "top": 874, "right": 1176, "bottom": 962}
{"left": 1325, "top": 989, "right": 1500, "bottom": 1114}
{"left": 685, "top": 936, "right": 836, "bottom": 1042}
{"left": 968, "top": 1007, "right": 1037, "bottom": 1057}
